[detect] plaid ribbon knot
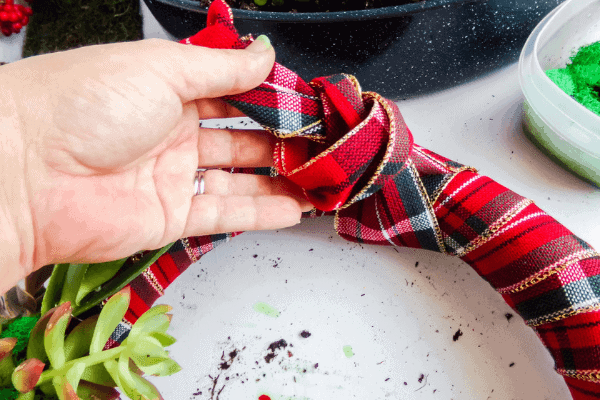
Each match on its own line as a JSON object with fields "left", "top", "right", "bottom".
{"left": 108, "top": 1, "right": 600, "bottom": 398}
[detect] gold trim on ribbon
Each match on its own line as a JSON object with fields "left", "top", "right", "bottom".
{"left": 455, "top": 199, "right": 534, "bottom": 258}
{"left": 498, "top": 250, "right": 599, "bottom": 294}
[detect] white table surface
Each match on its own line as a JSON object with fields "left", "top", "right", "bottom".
{"left": 145, "top": 61, "right": 600, "bottom": 400}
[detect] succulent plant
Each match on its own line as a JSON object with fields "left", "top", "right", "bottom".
{"left": 10, "top": 287, "right": 179, "bottom": 400}
{"left": 0, "top": 242, "right": 177, "bottom": 399}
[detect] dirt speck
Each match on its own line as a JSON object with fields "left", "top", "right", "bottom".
{"left": 452, "top": 329, "right": 463, "bottom": 341}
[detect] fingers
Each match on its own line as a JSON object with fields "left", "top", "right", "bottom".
{"left": 181, "top": 170, "right": 312, "bottom": 237}
{"left": 183, "top": 195, "right": 302, "bottom": 237}
{"left": 198, "top": 128, "right": 274, "bottom": 168}
{"left": 200, "top": 170, "right": 308, "bottom": 201}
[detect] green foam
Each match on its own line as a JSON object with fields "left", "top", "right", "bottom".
{"left": 253, "top": 302, "right": 280, "bottom": 318}
{"left": 342, "top": 345, "right": 354, "bottom": 358}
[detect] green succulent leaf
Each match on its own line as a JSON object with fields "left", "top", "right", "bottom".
{"left": 149, "top": 332, "right": 177, "bottom": 348}
{"left": 129, "top": 336, "right": 169, "bottom": 370}
{"left": 128, "top": 305, "right": 172, "bottom": 342}
{"left": 89, "top": 287, "right": 130, "bottom": 355}
{"left": 77, "top": 380, "right": 120, "bottom": 400}
{"left": 41, "top": 264, "right": 70, "bottom": 315}
{"left": 26, "top": 307, "right": 56, "bottom": 363}
{"left": 12, "top": 358, "right": 45, "bottom": 393}
{"left": 117, "top": 352, "right": 161, "bottom": 400}
{"left": 59, "top": 264, "right": 89, "bottom": 306}
{"left": 64, "top": 361, "right": 86, "bottom": 393}
{"left": 128, "top": 371, "right": 164, "bottom": 399}
{"left": 75, "top": 258, "right": 128, "bottom": 306}
{"left": 0, "top": 337, "right": 17, "bottom": 386}
{"left": 128, "top": 335, "right": 181, "bottom": 376}
{"left": 44, "top": 302, "right": 72, "bottom": 368}
{"left": 15, "top": 391, "right": 35, "bottom": 400}
{"left": 80, "top": 363, "right": 116, "bottom": 387}
{"left": 73, "top": 243, "right": 173, "bottom": 317}
{"left": 64, "top": 315, "right": 98, "bottom": 362}
{"left": 38, "top": 381, "right": 56, "bottom": 397}
{"left": 53, "top": 375, "right": 78, "bottom": 400}
{"left": 117, "top": 351, "right": 138, "bottom": 397}
{"left": 138, "top": 358, "right": 181, "bottom": 377}
{"left": 102, "top": 360, "right": 120, "bottom": 392}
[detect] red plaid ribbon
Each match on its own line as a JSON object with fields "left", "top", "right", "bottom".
{"left": 109, "top": 2, "right": 600, "bottom": 398}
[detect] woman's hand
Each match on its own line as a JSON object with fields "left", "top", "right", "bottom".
{"left": 0, "top": 37, "right": 310, "bottom": 293}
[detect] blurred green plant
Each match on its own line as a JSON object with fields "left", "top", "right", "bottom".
{"left": 23, "top": 0, "right": 142, "bottom": 57}
{"left": 0, "top": 242, "right": 176, "bottom": 399}
{"left": 10, "top": 288, "right": 179, "bottom": 399}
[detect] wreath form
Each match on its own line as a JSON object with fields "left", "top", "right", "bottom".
{"left": 106, "top": 2, "right": 600, "bottom": 399}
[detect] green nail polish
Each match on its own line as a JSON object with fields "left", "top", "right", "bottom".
{"left": 255, "top": 35, "right": 271, "bottom": 49}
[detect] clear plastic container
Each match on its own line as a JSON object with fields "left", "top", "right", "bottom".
{"left": 519, "top": 0, "right": 600, "bottom": 187}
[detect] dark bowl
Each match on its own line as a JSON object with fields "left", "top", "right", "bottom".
{"left": 143, "top": 0, "right": 565, "bottom": 99}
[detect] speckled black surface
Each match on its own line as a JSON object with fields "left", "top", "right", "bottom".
{"left": 144, "top": 0, "right": 565, "bottom": 99}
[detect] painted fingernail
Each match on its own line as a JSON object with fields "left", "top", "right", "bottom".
{"left": 247, "top": 35, "right": 272, "bottom": 52}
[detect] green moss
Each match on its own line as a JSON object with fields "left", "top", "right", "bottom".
{"left": 546, "top": 41, "right": 600, "bottom": 117}
{"left": 0, "top": 387, "right": 19, "bottom": 400}
{"left": 0, "top": 316, "right": 39, "bottom": 361}
{"left": 23, "top": 0, "right": 142, "bottom": 57}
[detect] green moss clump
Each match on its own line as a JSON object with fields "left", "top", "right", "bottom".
{"left": 1, "top": 316, "right": 40, "bottom": 362}
{"left": 546, "top": 41, "right": 600, "bottom": 116}
{"left": 0, "top": 387, "right": 19, "bottom": 400}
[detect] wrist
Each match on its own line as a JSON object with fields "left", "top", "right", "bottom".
{"left": 0, "top": 71, "right": 36, "bottom": 294}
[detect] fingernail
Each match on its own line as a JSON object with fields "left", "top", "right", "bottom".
{"left": 246, "top": 35, "right": 272, "bottom": 52}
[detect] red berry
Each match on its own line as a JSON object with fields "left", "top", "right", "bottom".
{"left": 0, "top": 12, "right": 8, "bottom": 21}
{"left": 9, "top": 12, "right": 18, "bottom": 22}
{"left": 1, "top": 27, "right": 11, "bottom": 37}
{"left": 20, "top": 15, "right": 28, "bottom": 25}
{"left": 3, "top": 4, "right": 12, "bottom": 12}
{"left": 12, "top": 22, "right": 21, "bottom": 30}
{"left": 4, "top": 0, "right": 13, "bottom": 5}
{"left": 13, "top": 9, "right": 21, "bottom": 19}
{"left": 23, "top": 7, "right": 32, "bottom": 16}
{"left": 11, "top": 25, "right": 19, "bottom": 34}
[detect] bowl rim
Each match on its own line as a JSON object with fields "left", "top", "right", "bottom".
{"left": 148, "top": 0, "right": 484, "bottom": 22}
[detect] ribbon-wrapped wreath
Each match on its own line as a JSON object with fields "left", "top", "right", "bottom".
{"left": 107, "top": 2, "right": 600, "bottom": 398}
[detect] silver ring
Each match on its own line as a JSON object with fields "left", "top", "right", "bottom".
{"left": 194, "top": 168, "right": 206, "bottom": 196}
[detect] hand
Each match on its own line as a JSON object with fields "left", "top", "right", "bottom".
{"left": 0, "top": 37, "right": 310, "bottom": 293}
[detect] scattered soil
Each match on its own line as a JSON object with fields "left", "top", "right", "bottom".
{"left": 219, "top": 349, "right": 239, "bottom": 370}
{"left": 268, "top": 339, "right": 288, "bottom": 351}
{"left": 300, "top": 330, "right": 311, "bottom": 338}
{"left": 264, "top": 339, "right": 288, "bottom": 363}
{"left": 505, "top": 312, "right": 514, "bottom": 322}
{"left": 193, "top": 0, "right": 425, "bottom": 13}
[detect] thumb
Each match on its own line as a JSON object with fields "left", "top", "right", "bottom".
{"left": 165, "top": 35, "right": 275, "bottom": 102}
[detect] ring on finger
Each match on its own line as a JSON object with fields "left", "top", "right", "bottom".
{"left": 194, "top": 168, "right": 207, "bottom": 196}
